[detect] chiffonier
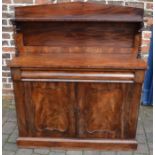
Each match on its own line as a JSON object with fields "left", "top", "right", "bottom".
{"left": 10, "top": 2, "right": 146, "bottom": 150}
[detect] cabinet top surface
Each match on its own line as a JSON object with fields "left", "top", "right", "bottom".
{"left": 13, "top": 2, "right": 143, "bottom": 22}
{"left": 9, "top": 53, "right": 146, "bottom": 70}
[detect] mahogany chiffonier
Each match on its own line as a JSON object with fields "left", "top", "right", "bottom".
{"left": 10, "top": 2, "right": 146, "bottom": 150}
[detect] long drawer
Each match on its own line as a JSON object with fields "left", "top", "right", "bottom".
{"left": 19, "top": 70, "right": 136, "bottom": 83}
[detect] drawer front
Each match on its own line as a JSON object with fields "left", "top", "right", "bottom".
{"left": 20, "top": 70, "right": 135, "bottom": 83}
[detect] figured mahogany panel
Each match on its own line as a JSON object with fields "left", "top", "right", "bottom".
{"left": 23, "top": 82, "right": 76, "bottom": 138}
{"left": 77, "top": 83, "right": 132, "bottom": 139}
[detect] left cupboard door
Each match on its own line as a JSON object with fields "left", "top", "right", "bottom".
{"left": 15, "top": 82, "right": 76, "bottom": 138}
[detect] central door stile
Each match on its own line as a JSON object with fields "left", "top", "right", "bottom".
{"left": 73, "top": 82, "right": 80, "bottom": 137}
{"left": 75, "top": 82, "right": 87, "bottom": 138}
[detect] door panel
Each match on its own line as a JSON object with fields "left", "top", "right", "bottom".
{"left": 24, "top": 82, "right": 76, "bottom": 138}
{"left": 23, "top": 81, "right": 133, "bottom": 139}
{"left": 77, "top": 83, "right": 131, "bottom": 139}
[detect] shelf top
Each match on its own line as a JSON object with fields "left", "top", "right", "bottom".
{"left": 13, "top": 2, "right": 144, "bottom": 22}
{"left": 9, "top": 53, "right": 146, "bottom": 70}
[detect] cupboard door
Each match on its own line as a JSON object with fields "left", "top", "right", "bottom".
{"left": 24, "top": 82, "right": 76, "bottom": 138}
{"left": 77, "top": 83, "right": 132, "bottom": 139}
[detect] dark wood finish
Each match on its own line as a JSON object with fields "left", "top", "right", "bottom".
{"left": 10, "top": 2, "right": 146, "bottom": 150}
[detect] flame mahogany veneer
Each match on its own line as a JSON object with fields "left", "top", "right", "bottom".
{"left": 10, "top": 2, "right": 146, "bottom": 150}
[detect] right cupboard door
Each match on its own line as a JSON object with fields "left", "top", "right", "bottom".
{"left": 76, "top": 82, "right": 137, "bottom": 139}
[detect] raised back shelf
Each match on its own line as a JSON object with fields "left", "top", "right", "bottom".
{"left": 13, "top": 2, "right": 144, "bottom": 58}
